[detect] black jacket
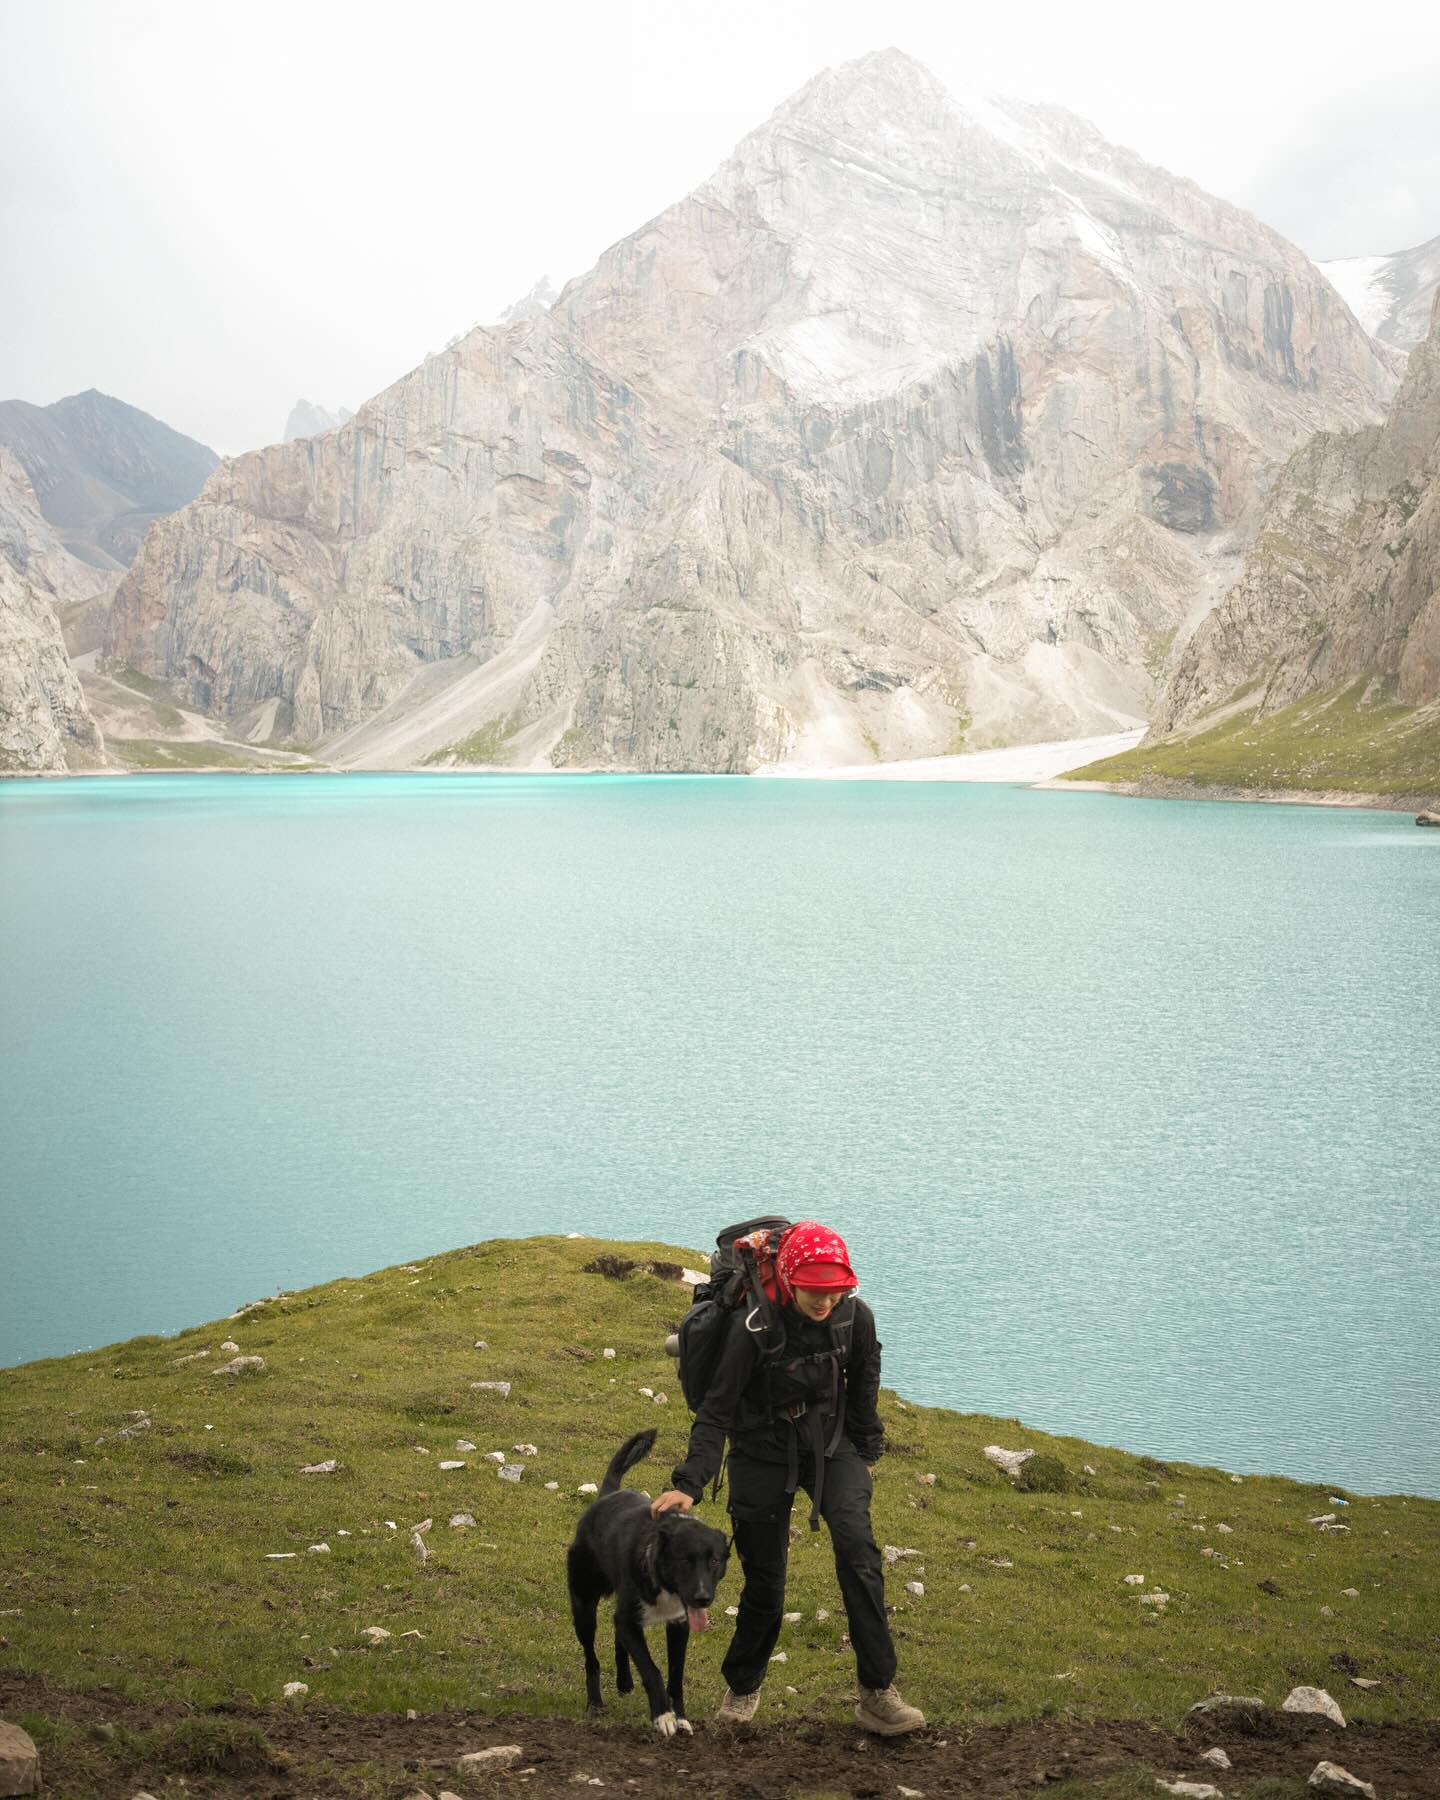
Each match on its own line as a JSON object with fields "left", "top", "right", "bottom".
{"left": 670, "top": 1297, "right": 885, "bottom": 1500}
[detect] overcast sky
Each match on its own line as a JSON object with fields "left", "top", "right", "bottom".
{"left": 3, "top": 0, "right": 1438, "bottom": 455}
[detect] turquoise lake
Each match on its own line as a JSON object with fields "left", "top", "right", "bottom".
{"left": 2, "top": 773, "right": 1437, "bottom": 1496}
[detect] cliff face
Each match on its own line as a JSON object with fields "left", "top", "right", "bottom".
{"left": 1320, "top": 233, "right": 1440, "bottom": 354}
{"left": 0, "top": 389, "right": 218, "bottom": 573}
{"left": 1155, "top": 291, "right": 1440, "bottom": 731}
{"left": 109, "top": 50, "right": 1399, "bottom": 770}
{"left": 0, "top": 450, "right": 104, "bottom": 772}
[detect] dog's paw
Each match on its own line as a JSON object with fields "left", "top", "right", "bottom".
{"left": 675, "top": 1716, "right": 694, "bottom": 1735}
{"left": 653, "top": 1710, "right": 683, "bottom": 1737}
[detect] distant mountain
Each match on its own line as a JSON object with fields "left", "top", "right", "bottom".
{"left": 1320, "top": 233, "right": 1440, "bottom": 353}
{"left": 284, "top": 399, "right": 354, "bottom": 441}
{"left": 0, "top": 389, "right": 218, "bottom": 572}
{"left": 0, "top": 449, "right": 103, "bottom": 772}
{"left": 109, "top": 49, "right": 1399, "bottom": 769}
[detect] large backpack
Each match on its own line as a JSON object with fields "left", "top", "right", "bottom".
{"left": 665, "top": 1216, "right": 855, "bottom": 1414}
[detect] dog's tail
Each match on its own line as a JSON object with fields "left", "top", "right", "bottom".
{"left": 599, "top": 1428, "right": 659, "bottom": 1495}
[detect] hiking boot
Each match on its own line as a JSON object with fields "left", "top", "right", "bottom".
{"left": 855, "top": 1683, "right": 925, "bottom": 1735}
{"left": 716, "top": 1686, "right": 761, "bottom": 1724}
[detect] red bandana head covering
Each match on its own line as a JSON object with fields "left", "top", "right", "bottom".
{"left": 776, "top": 1221, "right": 858, "bottom": 1304}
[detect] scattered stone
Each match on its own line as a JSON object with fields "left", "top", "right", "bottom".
{"left": 1183, "top": 1696, "right": 1270, "bottom": 1733}
{"left": 449, "top": 1514, "right": 476, "bottom": 1528}
{"left": 470, "top": 1381, "right": 511, "bottom": 1398}
{"left": 1319, "top": 1523, "right": 1350, "bottom": 1534}
{"left": 904, "top": 1580, "right": 925, "bottom": 1597}
{"left": 816, "top": 1608, "right": 830, "bottom": 1621}
{"left": 725, "top": 1605, "right": 739, "bottom": 1617}
{"left": 1308, "top": 1764, "right": 1376, "bottom": 1797}
{"left": 1216, "top": 1522, "right": 1233, "bottom": 1533}
{"left": 264, "top": 1553, "right": 297, "bottom": 1560}
{"left": 544, "top": 1482, "right": 560, "bottom": 1491}
{"left": 1340, "top": 1588, "right": 1360, "bottom": 1598}
{"left": 578, "top": 1482, "right": 598, "bottom": 1495}
{"left": 917, "top": 1473, "right": 937, "bottom": 1485}
{"left": 1139, "top": 1591, "right": 1170, "bottom": 1606}
{"left": 882, "top": 1545, "right": 920, "bottom": 1563}
{"left": 1350, "top": 1678, "right": 1381, "bottom": 1690}
{"left": 172, "top": 1349, "right": 209, "bottom": 1364}
{"left": 602, "top": 1348, "right": 616, "bottom": 1359}
{"left": 680, "top": 1268, "right": 709, "bottom": 1285}
{"left": 1309, "top": 1513, "right": 1338, "bottom": 1525}
{"left": 770, "top": 1651, "right": 787, "bottom": 1663}
{"left": 513, "top": 1443, "right": 539, "bottom": 1457}
{"left": 455, "top": 1440, "right": 477, "bottom": 1453}
{"left": 1202, "top": 1548, "right": 1216, "bottom": 1558}
{"left": 1200, "top": 1748, "right": 1232, "bottom": 1770}
{"left": 1283, "top": 1687, "right": 1345, "bottom": 1726}
{"left": 638, "top": 1387, "right": 654, "bottom": 1398}
{"left": 300, "top": 1459, "right": 338, "bottom": 1475}
{"left": 0, "top": 1720, "right": 40, "bottom": 1795}
{"left": 439, "top": 1460, "right": 467, "bottom": 1471}
{"left": 652, "top": 1393, "right": 668, "bottom": 1406}
{"left": 282, "top": 1682, "right": 309, "bottom": 1698}
{"left": 213, "top": 1355, "right": 266, "bottom": 1376}
{"left": 485, "top": 1450, "right": 506, "bottom": 1463}
{"left": 219, "top": 1340, "right": 239, "bottom": 1352}
{"left": 401, "top": 1629, "right": 425, "bottom": 1639}
{"left": 958, "top": 1584, "right": 971, "bottom": 1593}
{"left": 1083, "top": 1463, "right": 1097, "bottom": 1475}
{"left": 307, "top": 1542, "right": 330, "bottom": 1555}
{"left": 983, "top": 1445, "right": 1035, "bottom": 1477}
{"left": 1230, "top": 1474, "right": 1243, "bottom": 1483}
{"left": 898, "top": 1787, "right": 925, "bottom": 1798}
{"left": 361, "top": 1627, "right": 392, "bottom": 1643}
{"left": 1320, "top": 1605, "right": 1335, "bottom": 1617}
{"left": 1155, "top": 1783, "right": 1221, "bottom": 1799}
{"left": 498, "top": 1463, "right": 523, "bottom": 1483}
{"left": 783, "top": 1612, "right": 802, "bottom": 1623}
{"left": 1124, "top": 1574, "right": 1146, "bottom": 1585}
{"left": 412, "top": 1520, "right": 432, "bottom": 1563}
{"left": 458, "top": 1745, "right": 524, "bottom": 1772}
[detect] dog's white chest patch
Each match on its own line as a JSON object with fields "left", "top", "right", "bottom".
{"left": 639, "top": 1589, "right": 686, "bottom": 1628}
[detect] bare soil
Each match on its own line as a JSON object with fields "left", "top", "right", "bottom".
{"left": 5, "top": 1671, "right": 1438, "bottom": 1799}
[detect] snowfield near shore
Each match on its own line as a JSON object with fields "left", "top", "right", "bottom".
{"left": 753, "top": 730, "right": 1146, "bottom": 784}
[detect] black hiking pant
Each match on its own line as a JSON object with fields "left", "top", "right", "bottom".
{"left": 721, "top": 1438, "right": 897, "bottom": 1695}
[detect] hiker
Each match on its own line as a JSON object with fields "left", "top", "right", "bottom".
{"left": 650, "top": 1221, "right": 925, "bottom": 1736}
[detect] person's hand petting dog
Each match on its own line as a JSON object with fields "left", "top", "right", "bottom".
{"left": 650, "top": 1489, "right": 695, "bottom": 1517}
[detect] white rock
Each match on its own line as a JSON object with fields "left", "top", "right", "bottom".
{"left": 1340, "top": 1588, "right": 1360, "bottom": 1598}
{"left": 282, "top": 1681, "right": 309, "bottom": 1698}
{"left": 512, "top": 1443, "right": 539, "bottom": 1457}
{"left": 680, "top": 1268, "right": 709, "bottom": 1285}
{"left": 578, "top": 1482, "right": 599, "bottom": 1495}
{"left": 904, "top": 1580, "right": 925, "bottom": 1597}
{"left": 725, "top": 1605, "right": 739, "bottom": 1616}
{"left": 213, "top": 1355, "right": 266, "bottom": 1376}
{"left": 638, "top": 1387, "right": 654, "bottom": 1398}
{"left": 882, "top": 1545, "right": 920, "bottom": 1563}
{"left": 1216, "top": 1522, "right": 1233, "bottom": 1533}
{"left": 1230, "top": 1474, "right": 1243, "bottom": 1483}
{"left": 219, "top": 1340, "right": 239, "bottom": 1352}
{"left": 473, "top": 1340, "right": 488, "bottom": 1349}
{"left": 652, "top": 1393, "right": 668, "bottom": 1406}
{"left": 602, "top": 1348, "right": 616, "bottom": 1359}
{"left": 455, "top": 1440, "right": 477, "bottom": 1453}
{"left": 1283, "top": 1687, "right": 1345, "bottom": 1726}
{"left": 1307, "top": 1764, "right": 1376, "bottom": 1798}
{"left": 783, "top": 1612, "right": 802, "bottom": 1623}
{"left": 815, "top": 1608, "right": 830, "bottom": 1621}
{"left": 264, "top": 1552, "right": 297, "bottom": 1560}
{"left": 485, "top": 1451, "right": 507, "bottom": 1463}
{"left": 1155, "top": 1784, "right": 1221, "bottom": 1799}
{"left": 917, "top": 1473, "right": 937, "bottom": 1486}
{"left": 1124, "top": 1574, "right": 1146, "bottom": 1585}
{"left": 470, "top": 1381, "right": 511, "bottom": 1398}
{"left": 1083, "top": 1464, "right": 1097, "bottom": 1475}
{"left": 898, "top": 1788, "right": 925, "bottom": 1799}
{"left": 439, "top": 1460, "right": 466, "bottom": 1471}
{"left": 984, "top": 1445, "right": 1035, "bottom": 1478}
{"left": 449, "top": 1514, "right": 476, "bottom": 1528}
{"left": 300, "top": 1459, "right": 338, "bottom": 1475}
{"left": 458, "top": 1746, "right": 524, "bottom": 1771}
{"left": 544, "top": 1481, "right": 560, "bottom": 1491}
{"left": 1200, "top": 1748, "right": 1232, "bottom": 1769}
{"left": 1309, "top": 1513, "right": 1338, "bottom": 1525}
{"left": 307, "top": 1542, "right": 330, "bottom": 1554}
{"left": 1350, "top": 1678, "right": 1381, "bottom": 1690}
{"left": 172, "top": 1349, "right": 209, "bottom": 1364}
{"left": 770, "top": 1651, "right": 787, "bottom": 1663}
{"left": 958, "top": 1584, "right": 971, "bottom": 1593}
{"left": 0, "top": 1720, "right": 40, "bottom": 1796}
{"left": 361, "top": 1626, "right": 392, "bottom": 1643}
{"left": 498, "top": 1463, "right": 523, "bottom": 1483}
{"left": 1139, "top": 1592, "right": 1170, "bottom": 1606}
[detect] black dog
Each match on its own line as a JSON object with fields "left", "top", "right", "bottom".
{"left": 566, "top": 1428, "right": 729, "bottom": 1734}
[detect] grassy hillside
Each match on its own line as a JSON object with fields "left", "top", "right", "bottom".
{"left": 2, "top": 1236, "right": 1437, "bottom": 1795}
{"left": 1063, "top": 681, "right": 1440, "bottom": 798}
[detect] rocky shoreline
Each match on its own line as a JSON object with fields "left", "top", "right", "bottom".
{"left": 1037, "top": 776, "right": 1440, "bottom": 816}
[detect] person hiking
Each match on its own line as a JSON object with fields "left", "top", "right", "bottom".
{"left": 649, "top": 1221, "right": 925, "bottom": 1736}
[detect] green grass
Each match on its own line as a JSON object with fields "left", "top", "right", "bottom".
{"left": 1065, "top": 681, "right": 1440, "bottom": 796}
{"left": 420, "top": 711, "right": 524, "bottom": 767}
{"left": 3, "top": 1234, "right": 1436, "bottom": 1742}
{"left": 105, "top": 738, "right": 263, "bottom": 771}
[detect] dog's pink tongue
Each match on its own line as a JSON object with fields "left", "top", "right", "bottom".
{"left": 687, "top": 1606, "right": 710, "bottom": 1634}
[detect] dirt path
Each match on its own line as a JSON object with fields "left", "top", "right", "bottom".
{"left": 4, "top": 1672, "right": 1437, "bottom": 1798}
